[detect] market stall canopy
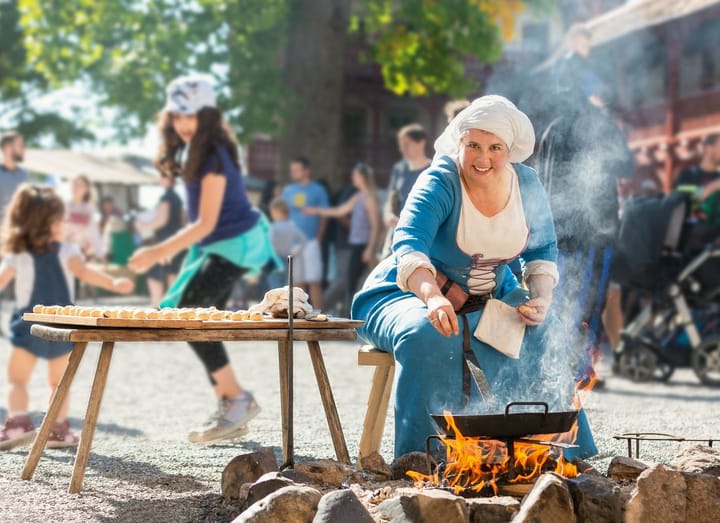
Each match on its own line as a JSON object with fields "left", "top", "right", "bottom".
{"left": 21, "top": 148, "right": 157, "bottom": 186}
{"left": 587, "top": 0, "right": 718, "bottom": 46}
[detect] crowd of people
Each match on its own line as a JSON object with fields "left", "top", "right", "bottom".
{"left": 1, "top": 23, "right": 719, "bottom": 459}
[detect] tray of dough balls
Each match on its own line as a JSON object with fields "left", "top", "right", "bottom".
{"left": 24, "top": 305, "right": 363, "bottom": 330}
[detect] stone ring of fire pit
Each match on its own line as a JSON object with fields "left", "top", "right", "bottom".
{"left": 431, "top": 401, "right": 579, "bottom": 439}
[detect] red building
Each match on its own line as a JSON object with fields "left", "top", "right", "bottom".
{"left": 586, "top": 0, "right": 720, "bottom": 190}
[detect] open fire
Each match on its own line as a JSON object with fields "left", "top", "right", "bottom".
{"left": 407, "top": 412, "right": 578, "bottom": 496}
{"left": 408, "top": 379, "right": 597, "bottom": 496}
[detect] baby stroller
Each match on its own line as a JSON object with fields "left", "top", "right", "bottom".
{"left": 611, "top": 191, "right": 720, "bottom": 386}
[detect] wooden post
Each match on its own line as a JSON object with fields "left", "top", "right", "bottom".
{"left": 69, "top": 341, "right": 115, "bottom": 493}
{"left": 358, "top": 364, "right": 394, "bottom": 461}
{"left": 21, "top": 342, "right": 88, "bottom": 481}
{"left": 306, "top": 340, "right": 350, "bottom": 464}
{"left": 277, "top": 338, "right": 293, "bottom": 468}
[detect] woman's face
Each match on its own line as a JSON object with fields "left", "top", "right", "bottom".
{"left": 458, "top": 129, "right": 510, "bottom": 180}
{"left": 351, "top": 168, "right": 364, "bottom": 189}
{"left": 72, "top": 178, "right": 89, "bottom": 202}
{"left": 171, "top": 113, "right": 199, "bottom": 144}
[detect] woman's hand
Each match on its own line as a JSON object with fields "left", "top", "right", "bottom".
{"left": 362, "top": 246, "right": 375, "bottom": 264}
{"left": 426, "top": 294, "right": 459, "bottom": 337}
{"left": 112, "top": 278, "right": 135, "bottom": 295}
{"left": 129, "top": 245, "right": 166, "bottom": 274}
{"left": 517, "top": 296, "right": 550, "bottom": 326}
{"left": 302, "top": 207, "right": 319, "bottom": 215}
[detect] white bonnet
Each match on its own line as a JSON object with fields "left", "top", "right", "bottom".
{"left": 433, "top": 95, "right": 535, "bottom": 163}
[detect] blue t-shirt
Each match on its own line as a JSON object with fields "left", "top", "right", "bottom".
{"left": 185, "top": 145, "right": 259, "bottom": 246}
{"left": 282, "top": 181, "right": 329, "bottom": 239}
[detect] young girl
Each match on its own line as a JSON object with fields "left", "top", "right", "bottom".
{"left": 304, "top": 162, "right": 380, "bottom": 307}
{"left": 0, "top": 184, "right": 134, "bottom": 450}
{"left": 65, "top": 174, "right": 105, "bottom": 260}
{"left": 129, "top": 74, "right": 279, "bottom": 444}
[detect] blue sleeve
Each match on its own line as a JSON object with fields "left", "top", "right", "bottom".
{"left": 518, "top": 165, "right": 558, "bottom": 264}
{"left": 392, "top": 169, "right": 454, "bottom": 258}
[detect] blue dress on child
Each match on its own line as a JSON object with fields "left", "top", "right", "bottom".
{"left": 9, "top": 245, "right": 73, "bottom": 358}
{"left": 351, "top": 157, "right": 597, "bottom": 459}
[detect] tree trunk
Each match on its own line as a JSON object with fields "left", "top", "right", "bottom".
{"left": 277, "top": 0, "right": 351, "bottom": 190}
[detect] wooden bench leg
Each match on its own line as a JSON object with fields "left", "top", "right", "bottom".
{"left": 358, "top": 364, "right": 395, "bottom": 462}
{"left": 22, "top": 342, "right": 88, "bottom": 481}
{"left": 277, "top": 338, "right": 293, "bottom": 468}
{"left": 306, "top": 341, "right": 351, "bottom": 465}
{"left": 69, "top": 341, "right": 115, "bottom": 493}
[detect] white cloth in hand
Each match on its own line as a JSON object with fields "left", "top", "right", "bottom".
{"left": 473, "top": 299, "right": 526, "bottom": 359}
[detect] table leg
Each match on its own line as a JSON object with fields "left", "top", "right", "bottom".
{"left": 22, "top": 342, "right": 88, "bottom": 481}
{"left": 69, "top": 341, "right": 115, "bottom": 493}
{"left": 306, "top": 341, "right": 350, "bottom": 465}
{"left": 277, "top": 338, "right": 293, "bottom": 468}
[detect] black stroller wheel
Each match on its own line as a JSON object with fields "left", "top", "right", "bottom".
{"left": 692, "top": 336, "right": 720, "bottom": 387}
{"left": 618, "top": 343, "right": 674, "bottom": 382}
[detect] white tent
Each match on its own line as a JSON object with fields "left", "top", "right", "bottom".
{"left": 21, "top": 149, "right": 156, "bottom": 185}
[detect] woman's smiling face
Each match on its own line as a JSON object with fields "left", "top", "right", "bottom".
{"left": 458, "top": 129, "right": 510, "bottom": 179}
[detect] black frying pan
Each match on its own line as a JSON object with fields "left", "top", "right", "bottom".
{"left": 431, "top": 401, "right": 579, "bottom": 439}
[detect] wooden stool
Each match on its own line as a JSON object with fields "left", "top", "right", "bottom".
{"left": 357, "top": 345, "right": 395, "bottom": 461}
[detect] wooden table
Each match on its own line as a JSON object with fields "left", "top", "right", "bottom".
{"left": 19, "top": 316, "right": 363, "bottom": 493}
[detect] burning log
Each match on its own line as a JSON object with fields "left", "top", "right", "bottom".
{"left": 407, "top": 411, "right": 579, "bottom": 496}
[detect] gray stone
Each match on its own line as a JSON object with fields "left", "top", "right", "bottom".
{"left": 606, "top": 456, "right": 649, "bottom": 482}
{"left": 294, "top": 459, "right": 353, "bottom": 486}
{"left": 566, "top": 473, "right": 623, "bottom": 523}
{"left": 372, "top": 488, "right": 469, "bottom": 523}
{"left": 233, "top": 485, "right": 322, "bottom": 523}
{"left": 245, "top": 471, "right": 297, "bottom": 509}
{"left": 684, "top": 472, "right": 720, "bottom": 523}
{"left": 222, "top": 448, "right": 279, "bottom": 500}
{"left": 359, "top": 451, "right": 392, "bottom": 479}
{"left": 280, "top": 468, "right": 314, "bottom": 484}
{"left": 312, "top": 489, "right": 374, "bottom": 523}
{"left": 513, "top": 472, "right": 575, "bottom": 523}
{"left": 466, "top": 496, "right": 519, "bottom": 523}
{"left": 625, "top": 463, "right": 687, "bottom": 523}
{"left": 391, "top": 451, "right": 432, "bottom": 481}
{"left": 672, "top": 444, "right": 720, "bottom": 476}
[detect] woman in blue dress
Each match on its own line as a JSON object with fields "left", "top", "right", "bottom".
{"left": 351, "top": 96, "right": 596, "bottom": 459}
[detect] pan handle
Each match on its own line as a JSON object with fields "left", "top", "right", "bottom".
{"left": 505, "top": 401, "right": 549, "bottom": 417}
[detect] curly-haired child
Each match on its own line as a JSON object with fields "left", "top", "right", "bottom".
{"left": 0, "top": 184, "right": 134, "bottom": 450}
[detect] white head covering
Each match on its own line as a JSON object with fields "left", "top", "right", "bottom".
{"left": 164, "top": 74, "right": 216, "bottom": 115}
{"left": 433, "top": 95, "right": 535, "bottom": 163}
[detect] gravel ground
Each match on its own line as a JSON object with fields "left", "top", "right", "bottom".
{"left": 1, "top": 298, "right": 719, "bottom": 522}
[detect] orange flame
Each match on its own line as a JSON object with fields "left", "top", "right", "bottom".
{"left": 408, "top": 410, "right": 579, "bottom": 495}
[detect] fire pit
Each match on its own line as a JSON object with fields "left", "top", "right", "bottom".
{"left": 409, "top": 402, "right": 581, "bottom": 496}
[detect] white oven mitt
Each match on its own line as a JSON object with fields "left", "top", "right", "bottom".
{"left": 473, "top": 299, "right": 526, "bottom": 359}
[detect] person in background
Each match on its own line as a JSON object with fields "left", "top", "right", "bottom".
{"left": 382, "top": 124, "right": 431, "bottom": 257}
{"left": 444, "top": 99, "right": 471, "bottom": 123}
{"left": 281, "top": 156, "right": 329, "bottom": 310}
{"left": 555, "top": 24, "right": 605, "bottom": 109}
{"left": 136, "top": 174, "right": 186, "bottom": 307}
{"left": 322, "top": 177, "right": 358, "bottom": 316}
{"left": 99, "top": 196, "right": 123, "bottom": 234}
{"left": 673, "top": 133, "right": 720, "bottom": 200}
{"left": 0, "top": 130, "right": 28, "bottom": 336}
{"left": 304, "top": 162, "right": 380, "bottom": 314}
{"left": 65, "top": 175, "right": 105, "bottom": 261}
{"left": 0, "top": 184, "right": 133, "bottom": 450}
{"left": 0, "top": 131, "right": 28, "bottom": 217}
{"left": 129, "top": 74, "right": 279, "bottom": 444}
{"left": 267, "top": 197, "right": 306, "bottom": 290}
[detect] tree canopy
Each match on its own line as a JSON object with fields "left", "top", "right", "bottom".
{"left": 5, "top": 0, "right": 552, "bottom": 145}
